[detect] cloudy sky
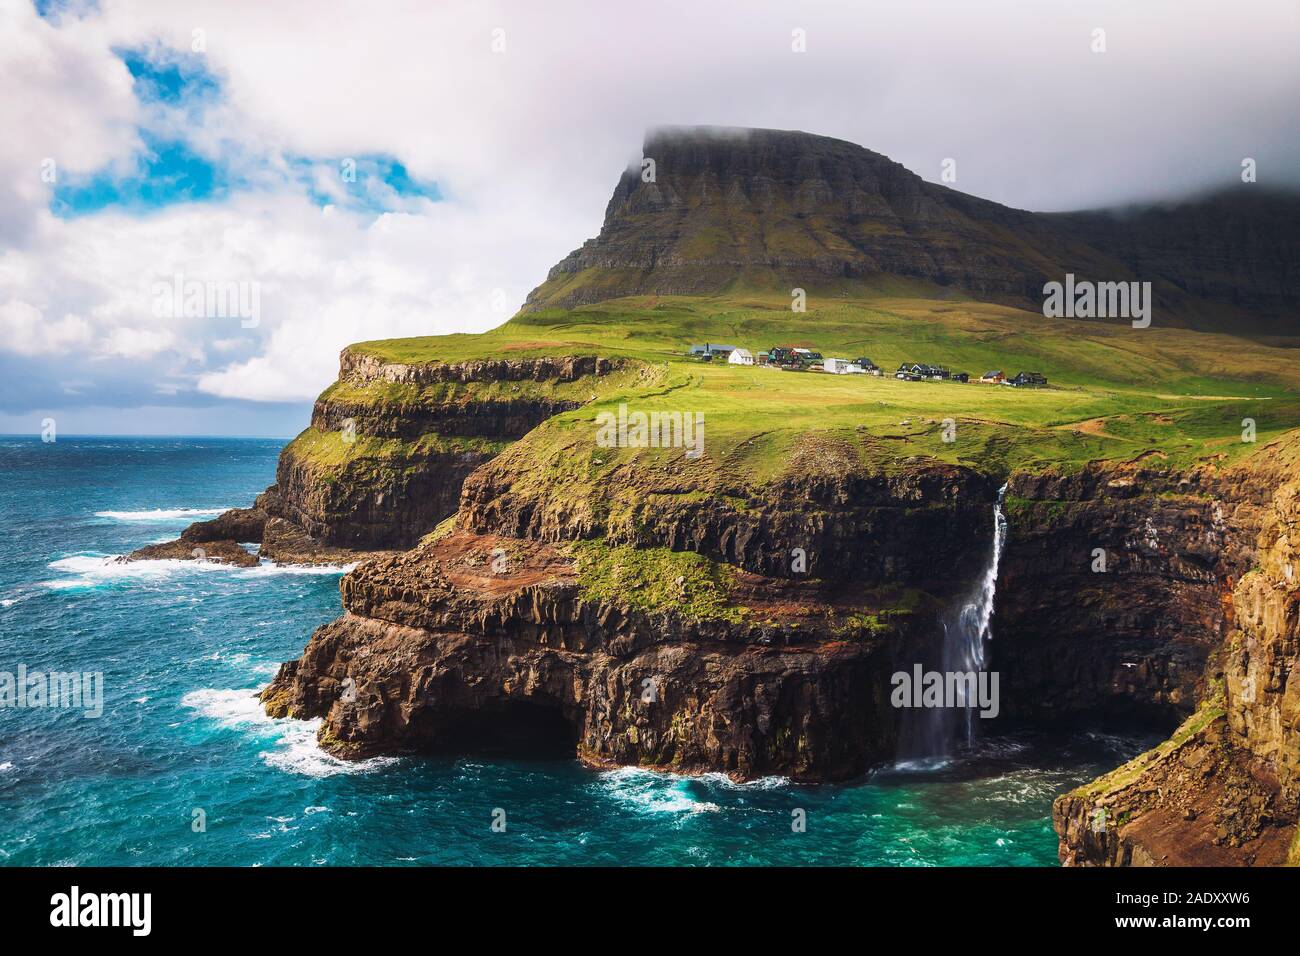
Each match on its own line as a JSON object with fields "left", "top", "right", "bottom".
{"left": 3, "top": 0, "right": 1297, "bottom": 436}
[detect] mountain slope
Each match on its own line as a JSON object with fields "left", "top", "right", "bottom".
{"left": 526, "top": 126, "right": 1300, "bottom": 335}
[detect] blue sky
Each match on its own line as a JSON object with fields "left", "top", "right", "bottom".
{"left": 51, "top": 46, "right": 437, "bottom": 220}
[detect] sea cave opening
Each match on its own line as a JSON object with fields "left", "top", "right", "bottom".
{"left": 428, "top": 701, "right": 580, "bottom": 760}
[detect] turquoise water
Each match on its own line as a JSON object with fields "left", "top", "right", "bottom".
{"left": 0, "top": 437, "right": 1149, "bottom": 866}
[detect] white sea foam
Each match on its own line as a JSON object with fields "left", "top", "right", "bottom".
{"left": 599, "top": 767, "right": 751, "bottom": 815}
{"left": 41, "top": 554, "right": 352, "bottom": 590}
{"left": 95, "top": 507, "right": 229, "bottom": 521}
{"left": 695, "top": 771, "right": 790, "bottom": 791}
{"left": 892, "top": 756, "right": 953, "bottom": 773}
{"left": 181, "top": 688, "right": 396, "bottom": 778}
{"left": 0, "top": 762, "right": 13, "bottom": 772}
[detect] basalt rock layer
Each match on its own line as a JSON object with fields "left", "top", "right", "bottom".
{"left": 1052, "top": 437, "right": 1300, "bottom": 865}
{"left": 459, "top": 435, "right": 1001, "bottom": 585}
{"left": 261, "top": 530, "right": 917, "bottom": 781}
{"left": 271, "top": 354, "right": 624, "bottom": 551}
{"left": 997, "top": 458, "right": 1276, "bottom": 726}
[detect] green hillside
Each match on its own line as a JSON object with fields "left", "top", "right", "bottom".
{"left": 336, "top": 292, "right": 1300, "bottom": 483}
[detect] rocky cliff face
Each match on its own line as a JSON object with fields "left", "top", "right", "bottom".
{"left": 260, "top": 453, "right": 1009, "bottom": 780}
{"left": 526, "top": 127, "right": 1300, "bottom": 334}
{"left": 261, "top": 530, "right": 917, "bottom": 781}
{"left": 460, "top": 436, "right": 1000, "bottom": 585}
{"left": 997, "top": 460, "right": 1274, "bottom": 726}
{"left": 271, "top": 354, "right": 623, "bottom": 550}
{"left": 1052, "top": 438, "right": 1300, "bottom": 865}
{"left": 126, "top": 352, "right": 626, "bottom": 562}
{"left": 261, "top": 428, "right": 1300, "bottom": 801}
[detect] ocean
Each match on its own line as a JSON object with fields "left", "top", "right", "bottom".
{"left": 0, "top": 436, "right": 1149, "bottom": 866}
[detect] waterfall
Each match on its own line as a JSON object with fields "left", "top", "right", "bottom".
{"left": 898, "top": 484, "right": 1008, "bottom": 761}
{"left": 941, "top": 483, "right": 1008, "bottom": 747}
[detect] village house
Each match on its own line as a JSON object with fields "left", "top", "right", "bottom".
{"left": 854, "top": 357, "right": 882, "bottom": 375}
{"left": 687, "top": 343, "right": 737, "bottom": 361}
{"left": 823, "top": 357, "right": 863, "bottom": 374}
{"left": 727, "top": 347, "right": 755, "bottom": 366}
{"left": 766, "top": 346, "right": 824, "bottom": 370}
{"left": 980, "top": 370, "right": 1005, "bottom": 384}
{"left": 896, "top": 363, "right": 922, "bottom": 381}
{"left": 1007, "top": 371, "right": 1048, "bottom": 387}
{"left": 896, "top": 363, "right": 948, "bottom": 381}
{"left": 793, "top": 348, "right": 824, "bottom": 369}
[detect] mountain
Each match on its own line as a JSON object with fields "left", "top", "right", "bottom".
{"left": 526, "top": 126, "right": 1300, "bottom": 335}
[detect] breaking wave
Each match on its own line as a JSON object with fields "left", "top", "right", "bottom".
{"left": 94, "top": 507, "right": 230, "bottom": 521}
{"left": 181, "top": 688, "right": 396, "bottom": 778}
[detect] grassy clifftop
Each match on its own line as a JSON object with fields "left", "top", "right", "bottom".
{"left": 340, "top": 292, "right": 1300, "bottom": 481}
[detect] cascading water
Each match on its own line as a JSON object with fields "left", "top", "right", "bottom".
{"left": 941, "top": 483, "right": 1008, "bottom": 748}
{"left": 898, "top": 484, "right": 1008, "bottom": 761}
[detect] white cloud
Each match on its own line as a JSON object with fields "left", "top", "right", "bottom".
{"left": 0, "top": 0, "right": 140, "bottom": 244}
{"left": 0, "top": 300, "right": 93, "bottom": 355}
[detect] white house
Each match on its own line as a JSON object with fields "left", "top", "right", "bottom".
{"left": 728, "top": 348, "right": 754, "bottom": 366}
{"left": 823, "top": 358, "right": 858, "bottom": 374}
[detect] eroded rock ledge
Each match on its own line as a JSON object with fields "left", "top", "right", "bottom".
{"left": 261, "top": 530, "right": 915, "bottom": 781}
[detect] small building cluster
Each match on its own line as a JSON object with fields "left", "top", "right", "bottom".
{"left": 894, "top": 363, "right": 967, "bottom": 382}
{"left": 685, "top": 345, "right": 1047, "bottom": 386}
{"left": 978, "top": 369, "right": 1048, "bottom": 387}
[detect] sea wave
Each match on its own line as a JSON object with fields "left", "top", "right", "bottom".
{"left": 597, "top": 766, "right": 786, "bottom": 816}
{"left": 94, "top": 508, "right": 230, "bottom": 521}
{"left": 41, "top": 554, "right": 353, "bottom": 589}
{"left": 181, "top": 688, "right": 396, "bottom": 778}
{"left": 0, "top": 589, "right": 34, "bottom": 609}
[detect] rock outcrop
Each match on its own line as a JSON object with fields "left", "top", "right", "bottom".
{"left": 269, "top": 353, "right": 625, "bottom": 551}
{"left": 121, "top": 505, "right": 267, "bottom": 567}
{"left": 1052, "top": 437, "right": 1300, "bottom": 865}
{"left": 124, "top": 352, "right": 628, "bottom": 564}
{"left": 997, "top": 458, "right": 1275, "bottom": 725}
{"left": 261, "top": 530, "right": 918, "bottom": 780}
{"left": 260, "top": 454, "right": 1003, "bottom": 780}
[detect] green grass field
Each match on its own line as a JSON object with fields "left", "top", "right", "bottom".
{"left": 317, "top": 292, "right": 1300, "bottom": 483}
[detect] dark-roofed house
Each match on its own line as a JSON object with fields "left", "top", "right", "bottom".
{"left": 1008, "top": 371, "right": 1048, "bottom": 387}
{"left": 687, "top": 343, "right": 738, "bottom": 361}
